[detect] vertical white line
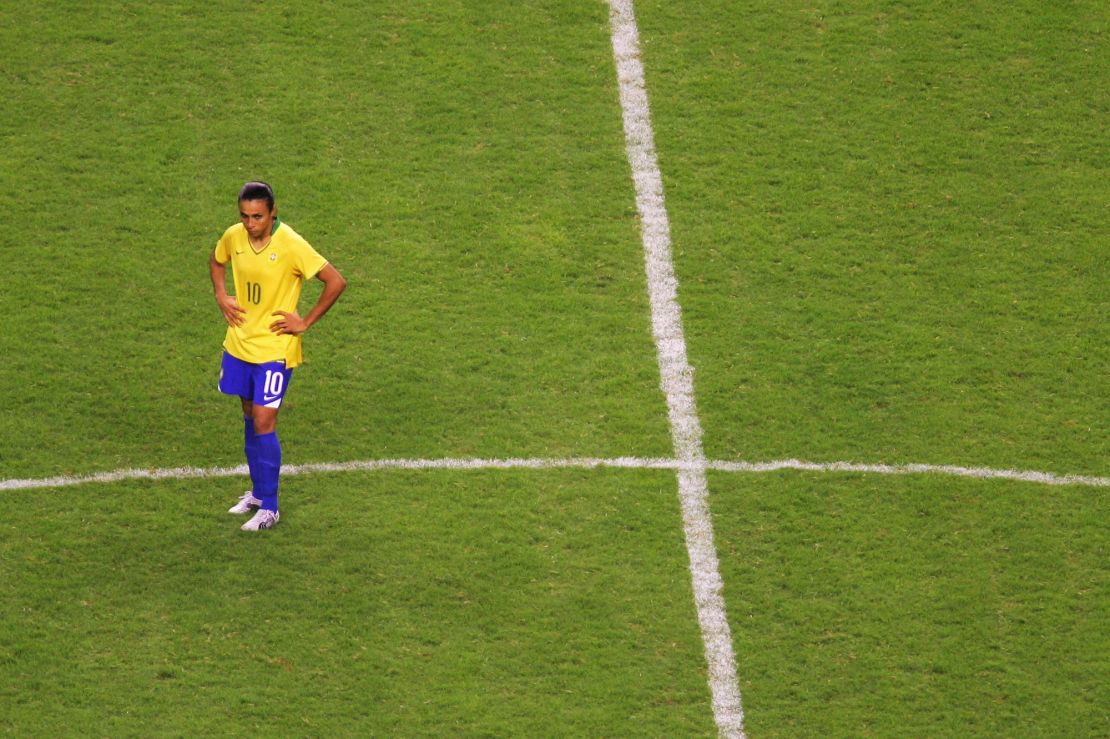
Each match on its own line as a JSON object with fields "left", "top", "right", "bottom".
{"left": 607, "top": 2, "right": 745, "bottom": 736}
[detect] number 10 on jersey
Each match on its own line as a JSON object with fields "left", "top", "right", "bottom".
{"left": 244, "top": 282, "right": 262, "bottom": 304}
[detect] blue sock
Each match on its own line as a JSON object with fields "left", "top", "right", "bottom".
{"left": 254, "top": 431, "right": 282, "bottom": 512}
{"left": 243, "top": 416, "right": 260, "bottom": 494}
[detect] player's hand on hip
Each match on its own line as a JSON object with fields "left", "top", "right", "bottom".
{"left": 217, "top": 295, "right": 247, "bottom": 327}
{"left": 270, "top": 310, "right": 308, "bottom": 335}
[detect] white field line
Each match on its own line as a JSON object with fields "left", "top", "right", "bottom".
{"left": 1, "top": 456, "right": 1107, "bottom": 492}
{"left": 710, "top": 459, "right": 1110, "bottom": 487}
{"left": 607, "top": 2, "right": 746, "bottom": 737}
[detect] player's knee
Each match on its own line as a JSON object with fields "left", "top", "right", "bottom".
{"left": 252, "top": 413, "right": 277, "bottom": 435}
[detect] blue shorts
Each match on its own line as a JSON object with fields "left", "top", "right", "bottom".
{"left": 218, "top": 352, "right": 294, "bottom": 409}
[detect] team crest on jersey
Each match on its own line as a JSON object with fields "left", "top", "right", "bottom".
{"left": 270, "top": 253, "right": 277, "bottom": 261}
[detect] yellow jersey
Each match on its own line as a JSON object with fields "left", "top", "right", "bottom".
{"left": 213, "top": 219, "right": 328, "bottom": 368}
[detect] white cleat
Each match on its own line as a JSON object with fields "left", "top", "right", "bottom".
{"left": 228, "top": 491, "right": 262, "bottom": 514}
{"left": 241, "top": 509, "right": 280, "bottom": 531}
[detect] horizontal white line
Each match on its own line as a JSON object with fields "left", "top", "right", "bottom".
{"left": 2, "top": 457, "right": 1106, "bottom": 491}
{"left": 707, "top": 459, "right": 1110, "bottom": 487}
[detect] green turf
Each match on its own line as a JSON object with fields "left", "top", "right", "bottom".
{"left": 0, "top": 469, "right": 714, "bottom": 735}
{"left": 0, "top": 1, "right": 672, "bottom": 480}
{"left": 636, "top": 0, "right": 1108, "bottom": 475}
{"left": 631, "top": 2, "right": 1109, "bottom": 733}
{"left": 712, "top": 471, "right": 1108, "bottom": 737}
{"left": 0, "top": 1, "right": 1106, "bottom": 735}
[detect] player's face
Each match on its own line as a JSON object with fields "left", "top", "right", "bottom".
{"left": 239, "top": 199, "right": 275, "bottom": 241}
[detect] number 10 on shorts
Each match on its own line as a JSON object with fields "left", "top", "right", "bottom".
{"left": 257, "top": 362, "right": 292, "bottom": 408}
{"left": 264, "top": 369, "right": 284, "bottom": 398}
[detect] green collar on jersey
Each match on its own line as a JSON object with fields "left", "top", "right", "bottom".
{"left": 271, "top": 217, "right": 282, "bottom": 235}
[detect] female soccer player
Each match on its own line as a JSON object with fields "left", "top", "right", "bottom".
{"left": 209, "top": 181, "right": 347, "bottom": 530}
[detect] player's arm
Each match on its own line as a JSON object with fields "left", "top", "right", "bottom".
{"left": 270, "top": 264, "right": 347, "bottom": 336}
{"left": 209, "top": 253, "right": 247, "bottom": 327}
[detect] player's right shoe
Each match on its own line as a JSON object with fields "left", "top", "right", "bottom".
{"left": 228, "top": 491, "right": 262, "bottom": 514}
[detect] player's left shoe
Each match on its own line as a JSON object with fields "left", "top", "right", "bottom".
{"left": 241, "top": 509, "right": 280, "bottom": 531}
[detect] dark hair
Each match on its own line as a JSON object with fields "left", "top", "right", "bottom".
{"left": 238, "top": 181, "right": 275, "bottom": 210}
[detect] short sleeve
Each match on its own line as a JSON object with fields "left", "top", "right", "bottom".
{"left": 213, "top": 228, "right": 233, "bottom": 264}
{"left": 293, "top": 237, "right": 329, "bottom": 280}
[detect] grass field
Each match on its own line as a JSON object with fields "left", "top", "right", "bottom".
{"left": 1, "top": 1, "right": 1106, "bottom": 736}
